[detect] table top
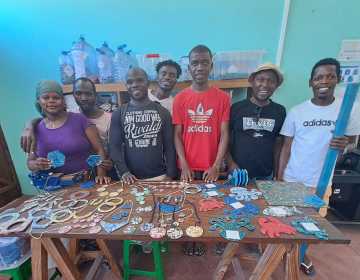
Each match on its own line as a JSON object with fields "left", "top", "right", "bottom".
{"left": 0, "top": 181, "right": 351, "bottom": 245}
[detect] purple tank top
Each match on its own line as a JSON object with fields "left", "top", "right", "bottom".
{"left": 35, "top": 112, "right": 94, "bottom": 174}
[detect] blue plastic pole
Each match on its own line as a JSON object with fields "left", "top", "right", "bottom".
{"left": 315, "top": 83, "right": 360, "bottom": 199}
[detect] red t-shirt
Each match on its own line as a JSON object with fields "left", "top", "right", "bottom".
{"left": 172, "top": 86, "right": 230, "bottom": 171}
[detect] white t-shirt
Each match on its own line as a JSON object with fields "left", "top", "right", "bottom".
{"left": 280, "top": 98, "right": 360, "bottom": 188}
{"left": 148, "top": 89, "right": 174, "bottom": 116}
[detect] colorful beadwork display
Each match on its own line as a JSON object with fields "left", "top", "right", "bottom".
{"left": 256, "top": 181, "right": 319, "bottom": 207}
{"left": 258, "top": 217, "right": 297, "bottom": 238}
{"left": 229, "top": 187, "right": 262, "bottom": 201}
{"left": 86, "top": 155, "right": 102, "bottom": 167}
{"left": 100, "top": 221, "right": 128, "bottom": 234}
{"left": 70, "top": 190, "right": 90, "bottom": 200}
{"left": 0, "top": 213, "right": 20, "bottom": 227}
{"left": 186, "top": 226, "right": 204, "bottom": 237}
{"left": 140, "top": 223, "right": 154, "bottom": 232}
{"left": 209, "top": 216, "right": 254, "bottom": 241}
{"left": 199, "top": 199, "right": 227, "bottom": 212}
{"left": 149, "top": 227, "right": 166, "bottom": 238}
{"left": 223, "top": 197, "right": 259, "bottom": 218}
{"left": 291, "top": 217, "right": 328, "bottom": 240}
{"left": 47, "top": 150, "right": 65, "bottom": 168}
{"left": 123, "top": 226, "right": 136, "bottom": 234}
{"left": 167, "top": 227, "right": 183, "bottom": 239}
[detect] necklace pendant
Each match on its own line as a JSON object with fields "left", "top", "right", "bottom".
{"left": 52, "top": 124, "right": 55, "bottom": 128}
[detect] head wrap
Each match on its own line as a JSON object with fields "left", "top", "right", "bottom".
{"left": 35, "top": 80, "right": 64, "bottom": 117}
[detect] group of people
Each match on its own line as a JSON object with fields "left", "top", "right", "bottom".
{"left": 21, "top": 45, "right": 360, "bottom": 275}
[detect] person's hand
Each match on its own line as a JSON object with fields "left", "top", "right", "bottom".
{"left": 20, "top": 130, "right": 37, "bottom": 154}
{"left": 34, "top": 158, "right": 52, "bottom": 170}
{"left": 121, "top": 173, "right": 137, "bottom": 184}
{"left": 330, "top": 130, "right": 349, "bottom": 152}
{"left": 203, "top": 165, "right": 219, "bottom": 183}
{"left": 181, "top": 165, "right": 194, "bottom": 182}
{"left": 164, "top": 176, "right": 173, "bottom": 181}
{"left": 227, "top": 162, "right": 240, "bottom": 174}
{"left": 95, "top": 176, "right": 111, "bottom": 184}
{"left": 98, "top": 159, "right": 113, "bottom": 170}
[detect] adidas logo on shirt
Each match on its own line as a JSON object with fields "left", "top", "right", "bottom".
{"left": 303, "top": 119, "right": 336, "bottom": 127}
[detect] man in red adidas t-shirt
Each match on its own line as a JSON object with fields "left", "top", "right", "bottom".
{"left": 173, "top": 45, "right": 230, "bottom": 183}
{"left": 173, "top": 45, "right": 230, "bottom": 257}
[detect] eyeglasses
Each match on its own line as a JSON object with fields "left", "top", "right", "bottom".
{"left": 253, "top": 106, "right": 262, "bottom": 123}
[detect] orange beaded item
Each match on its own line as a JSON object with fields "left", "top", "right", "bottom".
{"left": 199, "top": 198, "right": 227, "bottom": 212}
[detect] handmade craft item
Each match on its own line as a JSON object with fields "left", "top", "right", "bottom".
{"left": 223, "top": 197, "right": 259, "bottom": 218}
{"left": 209, "top": 216, "right": 254, "bottom": 241}
{"left": 100, "top": 200, "right": 133, "bottom": 233}
{"left": 79, "top": 181, "right": 96, "bottom": 188}
{"left": 302, "top": 196, "right": 327, "bottom": 207}
{"left": 263, "top": 206, "right": 304, "bottom": 217}
{"left": 256, "top": 181, "right": 319, "bottom": 207}
{"left": 167, "top": 227, "right": 183, "bottom": 239}
{"left": 0, "top": 213, "right": 21, "bottom": 227}
{"left": 291, "top": 216, "right": 328, "bottom": 240}
{"left": 70, "top": 191, "right": 91, "bottom": 200}
{"left": 258, "top": 217, "right": 297, "bottom": 238}
{"left": 86, "top": 155, "right": 102, "bottom": 167}
{"left": 183, "top": 184, "right": 201, "bottom": 194}
{"left": 199, "top": 198, "right": 227, "bottom": 212}
{"left": 149, "top": 227, "right": 166, "bottom": 238}
{"left": 229, "top": 187, "right": 262, "bottom": 201}
{"left": 0, "top": 217, "right": 33, "bottom": 235}
{"left": 123, "top": 226, "right": 136, "bottom": 234}
{"left": 47, "top": 150, "right": 65, "bottom": 168}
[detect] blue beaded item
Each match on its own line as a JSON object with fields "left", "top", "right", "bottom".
{"left": 157, "top": 204, "right": 183, "bottom": 213}
{"left": 79, "top": 181, "right": 96, "bottom": 188}
{"left": 209, "top": 216, "right": 254, "bottom": 241}
{"left": 47, "top": 150, "right": 65, "bottom": 168}
{"left": 0, "top": 213, "right": 20, "bottom": 227}
{"left": 100, "top": 221, "right": 128, "bottom": 233}
{"left": 223, "top": 197, "right": 260, "bottom": 218}
{"left": 291, "top": 216, "right": 328, "bottom": 240}
{"left": 86, "top": 155, "right": 102, "bottom": 167}
{"left": 229, "top": 187, "right": 262, "bottom": 201}
{"left": 302, "top": 196, "right": 326, "bottom": 207}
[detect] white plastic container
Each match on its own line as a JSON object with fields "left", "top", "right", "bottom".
{"left": 59, "top": 51, "right": 75, "bottom": 85}
{"left": 213, "top": 50, "right": 266, "bottom": 80}
{"left": 180, "top": 56, "right": 192, "bottom": 81}
{"left": 136, "top": 53, "right": 173, "bottom": 81}
{"left": 113, "top": 44, "right": 134, "bottom": 83}
{"left": 97, "top": 48, "right": 114, "bottom": 84}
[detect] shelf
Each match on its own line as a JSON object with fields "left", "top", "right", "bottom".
{"left": 61, "top": 79, "right": 251, "bottom": 94}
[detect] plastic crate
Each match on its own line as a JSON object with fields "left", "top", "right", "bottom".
{"left": 136, "top": 54, "right": 173, "bottom": 81}
{"left": 0, "top": 237, "right": 31, "bottom": 269}
{"left": 213, "top": 50, "right": 265, "bottom": 80}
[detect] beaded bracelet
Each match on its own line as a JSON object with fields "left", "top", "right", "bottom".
{"left": 97, "top": 203, "right": 116, "bottom": 213}
{"left": 58, "top": 199, "right": 78, "bottom": 209}
{"left": 105, "top": 198, "right": 124, "bottom": 206}
{"left": 213, "top": 164, "right": 220, "bottom": 171}
{"left": 184, "top": 184, "right": 201, "bottom": 195}
{"left": 50, "top": 209, "right": 73, "bottom": 223}
{"left": 69, "top": 199, "right": 89, "bottom": 210}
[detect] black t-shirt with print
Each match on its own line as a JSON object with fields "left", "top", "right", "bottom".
{"left": 230, "top": 99, "right": 286, "bottom": 178}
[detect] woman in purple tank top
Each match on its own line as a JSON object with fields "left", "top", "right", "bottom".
{"left": 27, "top": 79, "right": 110, "bottom": 184}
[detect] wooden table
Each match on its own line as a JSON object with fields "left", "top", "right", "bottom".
{"left": 0, "top": 181, "right": 350, "bottom": 280}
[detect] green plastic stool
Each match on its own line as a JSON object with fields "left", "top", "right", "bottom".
{"left": 0, "top": 257, "right": 62, "bottom": 280}
{"left": 123, "top": 240, "right": 170, "bottom": 280}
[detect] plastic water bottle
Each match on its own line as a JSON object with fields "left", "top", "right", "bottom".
{"left": 99, "top": 41, "right": 115, "bottom": 58}
{"left": 126, "top": 50, "right": 138, "bottom": 68}
{"left": 59, "top": 51, "right": 75, "bottom": 85}
{"left": 113, "top": 44, "right": 134, "bottom": 83}
{"left": 96, "top": 48, "right": 114, "bottom": 84}
{"left": 71, "top": 35, "right": 99, "bottom": 83}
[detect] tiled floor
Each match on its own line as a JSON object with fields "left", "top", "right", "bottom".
{"left": 1, "top": 216, "right": 359, "bottom": 279}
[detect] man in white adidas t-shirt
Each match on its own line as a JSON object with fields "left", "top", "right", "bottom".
{"left": 278, "top": 58, "right": 360, "bottom": 275}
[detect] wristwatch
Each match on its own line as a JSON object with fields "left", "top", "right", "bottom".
{"left": 342, "top": 146, "right": 348, "bottom": 154}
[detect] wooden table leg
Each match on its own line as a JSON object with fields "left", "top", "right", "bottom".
{"left": 284, "top": 244, "right": 300, "bottom": 280}
{"left": 97, "top": 239, "right": 124, "bottom": 278}
{"left": 42, "top": 238, "right": 80, "bottom": 280}
{"left": 69, "top": 238, "right": 78, "bottom": 260}
{"left": 31, "top": 238, "right": 48, "bottom": 280}
{"left": 212, "top": 242, "right": 240, "bottom": 280}
{"left": 249, "top": 244, "right": 287, "bottom": 280}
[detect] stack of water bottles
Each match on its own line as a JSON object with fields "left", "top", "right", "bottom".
{"left": 59, "top": 36, "right": 137, "bottom": 84}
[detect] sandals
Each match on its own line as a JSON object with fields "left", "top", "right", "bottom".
{"left": 301, "top": 261, "right": 316, "bottom": 276}
{"left": 182, "top": 242, "right": 194, "bottom": 257}
{"left": 194, "top": 242, "right": 206, "bottom": 258}
{"left": 212, "top": 242, "right": 226, "bottom": 256}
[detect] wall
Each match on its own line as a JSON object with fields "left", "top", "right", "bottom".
{"left": 0, "top": 0, "right": 359, "bottom": 194}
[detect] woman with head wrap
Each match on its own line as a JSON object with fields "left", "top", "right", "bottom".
{"left": 27, "top": 79, "right": 110, "bottom": 184}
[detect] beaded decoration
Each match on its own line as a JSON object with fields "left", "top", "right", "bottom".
{"left": 291, "top": 216, "right": 328, "bottom": 240}
{"left": 199, "top": 198, "right": 226, "bottom": 212}
{"left": 223, "top": 197, "right": 259, "bottom": 218}
{"left": 302, "top": 196, "right": 327, "bottom": 207}
{"left": 0, "top": 218, "right": 33, "bottom": 235}
{"left": 79, "top": 181, "right": 96, "bottom": 189}
{"left": 258, "top": 217, "right": 297, "bottom": 238}
{"left": 209, "top": 216, "right": 254, "bottom": 241}
{"left": 229, "top": 187, "right": 262, "bottom": 201}
{"left": 0, "top": 213, "right": 20, "bottom": 227}
{"left": 47, "top": 150, "right": 65, "bottom": 168}
{"left": 69, "top": 191, "right": 90, "bottom": 200}
{"left": 263, "top": 206, "right": 304, "bottom": 217}
{"left": 86, "top": 155, "right": 102, "bottom": 167}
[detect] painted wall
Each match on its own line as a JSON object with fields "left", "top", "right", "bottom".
{"left": 0, "top": 0, "right": 359, "bottom": 194}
